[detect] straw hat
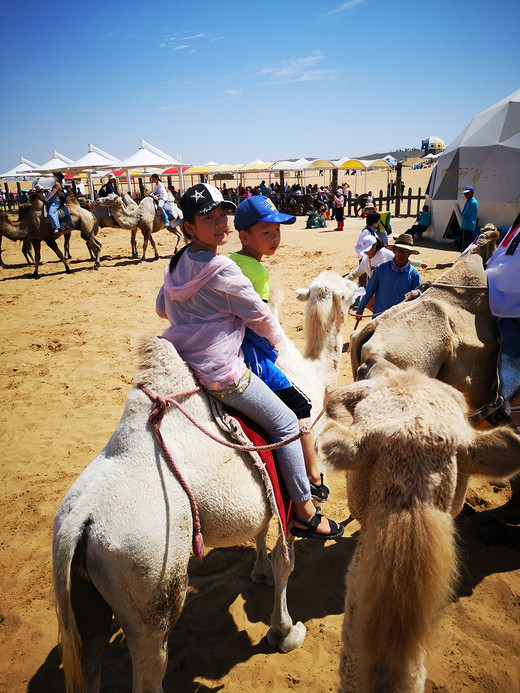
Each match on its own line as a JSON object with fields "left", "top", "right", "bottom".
{"left": 387, "top": 233, "right": 420, "bottom": 254}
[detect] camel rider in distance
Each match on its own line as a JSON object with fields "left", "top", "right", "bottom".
{"left": 150, "top": 173, "right": 171, "bottom": 228}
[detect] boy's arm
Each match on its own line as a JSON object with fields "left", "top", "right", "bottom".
{"left": 410, "top": 257, "right": 427, "bottom": 270}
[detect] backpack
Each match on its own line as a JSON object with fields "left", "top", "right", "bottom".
{"left": 98, "top": 184, "right": 108, "bottom": 198}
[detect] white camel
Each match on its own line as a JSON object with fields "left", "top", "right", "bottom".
{"left": 320, "top": 360, "right": 520, "bottom": 692}
{"left": 95, "top": 193, "right": 183, "bottom": 260}
{"left": 53, "top": 271, "right": 357, "bottom": 693}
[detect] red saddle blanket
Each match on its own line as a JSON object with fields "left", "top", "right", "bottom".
{"left": 226, "top": 409, "right": 293, "bottom": 535}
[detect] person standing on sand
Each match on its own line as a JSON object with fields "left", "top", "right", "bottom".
{"left": 332, "top": 186, "right": 344, "bottom": 231}
{"left": 459, "top": 186, "right": 478, "bottom": 252}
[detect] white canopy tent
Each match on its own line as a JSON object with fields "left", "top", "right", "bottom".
{"left": 0, "top": 156, "right": 40, "bottom": 180}
{"left": 119, "top": 140, "right": 181, "bottom": 192}
{"left": 426, "top": 89, "right": 520, "bottom": 241}
{"left": 29, "top": 151, "right": 74, "bottom": 174}
{"left": 269, "top": 158, "right": 335, "bottom": 189}
{"left": 66, "top": 145, "right": 121, "bottom": 198}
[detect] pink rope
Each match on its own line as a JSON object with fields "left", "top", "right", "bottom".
{"left": 138, "top": 384, "right": 325, "bottom": 560}
{"left": 139, "top": 384, "right": 307, "bottom": 452}
{"left": 140, "top": 385, "right": 205, "bottom": 560}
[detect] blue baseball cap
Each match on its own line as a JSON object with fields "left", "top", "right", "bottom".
{"left": 463, "top": 186, "right": 474, "bottom": 194}
{"left": 234, "top": 196, "right": 296, "bottom": 230}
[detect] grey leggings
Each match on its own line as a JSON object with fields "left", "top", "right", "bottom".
{"left": 212, "top": 372, "right": 311, "bottom": 503}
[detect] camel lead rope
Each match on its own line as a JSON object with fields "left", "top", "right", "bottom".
{"left": 138, "top": 384, "right": 328, "bottom": 560}
{"left": 140, "top": 385, "right": 205, "bottom": 560}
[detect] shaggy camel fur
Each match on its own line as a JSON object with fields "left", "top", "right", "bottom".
{"left": 91, "top": 192, "right": 138, "bottom": 229}
{"left": 319, "top": 361, "right": 520, "bottom": 692}
{"left": 349, "top": 228, "right": 520, "bottom": 519}
{"left": 62, "top": 193, "right": 102, "bottom": 265}
{"left": 95, "top": 193, "right": 182, "bottom": 260}
{"left": 0, "top": 192, "right": 101, "bottom": 276}
{"left": 53, "top": 271, "right": 357, "bottom": 693}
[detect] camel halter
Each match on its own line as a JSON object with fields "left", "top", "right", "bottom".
{"left": 138, "top": 384, "right": 325, "bottom": 560}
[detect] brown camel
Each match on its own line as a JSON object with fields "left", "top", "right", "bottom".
{"left": 349, "top": 227, "right": 520, "bottom": 520}
{"left": 319, "top": 361, "right": 520, "bottom": 692}
{"left": 62, "top": 192, "right": 102, "bottom": 265}
{"left": 95, "top": 193, "right": 182, "bottom": 260}
{"left": 0, "top": 192, "right": 101, "bottom": 277}
{"left": 91, "top": 193, "right": 137, "bottom": 233}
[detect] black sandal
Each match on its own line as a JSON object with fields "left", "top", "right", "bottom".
{"left": 310, "top": 473, "right": 330, "bottom": 503}
{"left": 290, "top": 507, "right": 344, "bottom": 540}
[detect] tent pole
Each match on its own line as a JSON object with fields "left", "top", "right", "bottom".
{"left": 178, "top": 154, "right": 184, "bottom": 193}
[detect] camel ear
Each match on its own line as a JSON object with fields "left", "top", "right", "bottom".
{"left": 318, "top": 420, "right": 365, "bottom": 470}
{"left": 295, "top": 287, "right": 310, "bottom": 302}
{"left": 458, "top": 426, "right": 520, "bottom": 480}
{"left": 325, "top": 381, "right": 374, "bottom": 420}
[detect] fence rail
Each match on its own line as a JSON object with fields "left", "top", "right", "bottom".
{"left": 223, "top": 188, "right": 426, "bottom": 218}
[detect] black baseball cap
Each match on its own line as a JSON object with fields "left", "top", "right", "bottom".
{"left": 180, "top": 183, "right": 236, "bottom": 218}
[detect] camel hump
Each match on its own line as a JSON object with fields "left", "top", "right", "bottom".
{"left": 132, "top": 333, "right": 195, "bottom": 392}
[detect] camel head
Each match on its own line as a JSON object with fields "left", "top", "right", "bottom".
{"left": 295, "top": 271, "right": 357, "bottom": 362}
{"left": 320, "top": 365, "right": 520, "bottom": 516}
{"left": 96, "top": 193, "right": 122, "bottom": 209}
{"left": 465, "top": 224, "right": 500, "bottom": 265}
{"left": 29, "top": 190, "right": 46, "bottom": 206}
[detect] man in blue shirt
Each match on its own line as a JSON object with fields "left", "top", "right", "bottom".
{"left": 356, "top": 233, "right": 421, "bottom": 317}
{"left": 408, "top": 204, "right": 431, "bottom": 239}
{"left": 460, "top": 185, "right": 478, "bottom": 251}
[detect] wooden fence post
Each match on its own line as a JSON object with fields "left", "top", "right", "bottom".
{"left": 395, "top": 162, "right": 402, "bottom": 217}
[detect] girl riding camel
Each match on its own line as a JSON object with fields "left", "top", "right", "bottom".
{"left": 155, "top": 183, "right": 344, "bottom": 540}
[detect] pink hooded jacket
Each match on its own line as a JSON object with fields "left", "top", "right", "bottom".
{"left": 156, "top": 249, "right": 284, "bottom": 392}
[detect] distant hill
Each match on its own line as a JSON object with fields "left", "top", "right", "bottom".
{"left": 357, "top": 148, "right": 422, "bottom": 162}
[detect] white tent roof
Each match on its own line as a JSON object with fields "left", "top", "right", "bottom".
{"left": 270, "top": 158, "right": 335, "bottom": 171}
{"left": 119, "top": 139, "right": 180, "bottom": 169}
{"left": 29, "top": 151, "right": 74, "bottom": 174}
{"left": 0, "top": 156, "right": 40, "bottom": 180}
{"left": 426, "top": 89, "right": 520, "bottom": 240}
{"left": 66, "top": 144, "right": 121, "bottom": 172}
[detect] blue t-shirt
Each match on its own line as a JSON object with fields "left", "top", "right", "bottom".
{"left": 461, "top": 197, "right": 478, "bottom": 231}
{"left": 357, "top": 261, "right": 421, "bottom": 315}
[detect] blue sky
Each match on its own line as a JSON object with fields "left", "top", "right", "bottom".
{"left": 1, "top": 0, "right": 519, "bottom": 172}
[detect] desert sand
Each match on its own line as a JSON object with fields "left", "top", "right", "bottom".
{"left": 1, "top": 195, "right": 519, "bottom": 692}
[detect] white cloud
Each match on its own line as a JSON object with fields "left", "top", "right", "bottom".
{"left": 328, "top": 0, "right": 362, "bottom": 15}
{"left": 216, "top": 89, "right": 242, "bottom": 102}
{"left": 174, "top": 45, "right": 190, "bottom": 51}
{"left": 161, "top": 104, "right": 185, "bottom": 111}
{"left": 258, "top": 55, "right": 338, "bottom": 84}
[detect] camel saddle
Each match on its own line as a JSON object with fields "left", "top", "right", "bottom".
{"left": 208, "top": 396, "right": 293, "bottom": 538}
